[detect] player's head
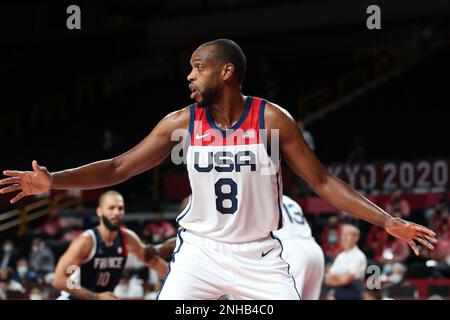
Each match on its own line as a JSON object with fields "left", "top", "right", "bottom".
{"left": 340, "top": 224, "right": 360, "bottom": 250}
{"left": 187, "top": 39, "right": 247, "bottom": 107}
{"left": 97, "top": 190, "right": 125, "bottom": 231}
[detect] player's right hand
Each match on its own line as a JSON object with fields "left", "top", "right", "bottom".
{"left": 0, "top": 160, "right": 52, "bottom": 204}
{"left": 97, "top": 292, "right": 119, "bottom": 300}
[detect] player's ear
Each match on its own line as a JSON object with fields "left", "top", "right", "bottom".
{"left": 222, "top": 63, "right": 234, "bottom": 81}
{"left": 96, "top": 207, "right": 102, "bottom": 217}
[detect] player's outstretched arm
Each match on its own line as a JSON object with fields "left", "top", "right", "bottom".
{"left": 265, "top": 102, "right": 437, "bottom": 255}
{"left": 123, "top": 229, "right": 169, "bottom": 278}
{"left": 155, "top": 237, "right": 177, "bottom": 259}
{"left": 53, "top": 233, "right": 118, "bottom": 300}
{"left": 0, "top": 107, "right": 190, "bottom": 204}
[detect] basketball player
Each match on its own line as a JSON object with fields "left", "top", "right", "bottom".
{"left": 53, "top": 190, "right": 168, "bottom": 300}
{"left": 147, "top": 195, "right": 324, "bottom": 300}
{"left": 273, "top": 195, "right": 325, "bottom": 300}
{"left": 0, "top": 39, "right": 437, "bottom": 299}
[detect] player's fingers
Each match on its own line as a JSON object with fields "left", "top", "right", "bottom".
{"left": 408, "top": 240, "right": 419, "bottom": 256}
{"left": 0, "top": 184, "right": 21, "bottom": 194}
{"left": 413, "top": 224, "right": 436, "bottom": 237}
{"left": 10, "top": 192, "right": 25, "bottom": 204}
{"left": 2, "top": 171, "right": 26, "bottom": 178}
{"left": 418, "top": 233, "right": 438, "bottom": 244}
{"left": 414, "top": 236, "right": 435, "bottom": 250}
{"left": 0, "top": 177, "right": 21, "bottom": 186}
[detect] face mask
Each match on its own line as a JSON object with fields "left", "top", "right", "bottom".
{"left": 29, "top": 294, "right": 43, "bottom": 300}
{"left": 3, "top": 244, "right": 13, "bottom": 253}
{"left": 18, "top": 266, "right": 28, "bottom": 276}
{"left": 328, "top": 234, "right": 337, "bottom": 244}
{"left": 32, "top": 245, "right": 40, "bottom": 253}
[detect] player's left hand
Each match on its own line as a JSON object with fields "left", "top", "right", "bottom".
{"left": 384, "top": 217, "right": 438, "bottom": 255}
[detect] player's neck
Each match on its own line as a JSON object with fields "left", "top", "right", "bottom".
{"left": 209, "top": 90, "right": 246, "bottom": 129}
{"left": 98, "top": 225, "right": 118, "bottom": 246}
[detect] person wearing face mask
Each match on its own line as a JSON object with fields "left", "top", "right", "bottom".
{"left": 0, "top": 239, "right": 18, "bottom": 270}
{"left": 0, "top": 267, "right": 25, "bottom": 298}
{"left": 325, "top": 224, "right": 367, "bottom": 300}
{"left": 28, "top": 238, "right": 55, "bottom": 277}
{"left": 321, "top": 216, "right": 343, "bottom": 262}
{"left": 14, "top": 258, "right": 38, "bottom": 286}
{"left": 53, "top": 190, "right": 168, "bottom": 300}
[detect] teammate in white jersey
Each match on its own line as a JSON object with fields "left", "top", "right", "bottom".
{"left": 0, "top": 39, "right": 437, "bottom": 300}
{"left": 273, "top": 195, "right": 325, "bottom": 300}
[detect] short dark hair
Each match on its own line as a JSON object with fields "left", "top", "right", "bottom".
{"left": 201, "top": 39, "right": 247, "bottom": 85}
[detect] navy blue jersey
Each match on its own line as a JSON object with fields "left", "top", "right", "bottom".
{"left": 68, "top": 227, "right": 128, "bottom": 299}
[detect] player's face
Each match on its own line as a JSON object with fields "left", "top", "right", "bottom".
{"left": 97, "top": 195, "right": 125, "bottom": 231}
{"left": 187, "top": 46, "right": 223, "bottom": 108}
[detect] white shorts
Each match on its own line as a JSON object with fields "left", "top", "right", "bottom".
{"left": 280, "top": 237, "right": 325, "bottom": 300}
{"left": 157, "top": 229, "right": 301, "bottom": 300}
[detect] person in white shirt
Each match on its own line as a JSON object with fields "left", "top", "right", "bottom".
{"left": 325, "top": 224, "right": 367, "bottom": 300}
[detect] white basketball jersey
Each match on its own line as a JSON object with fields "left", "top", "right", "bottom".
{"left": 177, "top": 96, "right": 283, "bottom": 243}
{"left": 273, "top": 195, "right": 312, "bottom": 241}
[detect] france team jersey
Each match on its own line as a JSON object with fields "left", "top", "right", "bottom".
{"left": 60, "top": 227, "right": 128, "bottom": 300}
{"left": 178, "top": 96, "right": 283, "bottom": 243}
{"left": 273, "top": 195, "right": 313, "bottom": 241}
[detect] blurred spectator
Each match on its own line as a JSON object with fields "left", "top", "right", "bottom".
{"left": 365, "top": 225, "right": 389, "bottom": 261}
{"left": 0, "top": 239, "right": 19, "bottom": 270}
{"left": 377, "top": 234, "right": 410, "bottom": 267}
{"left": 28, "top": 238, "right": 55, "bottom": 276}
{"left": 325, "top": 225, "right": 367, "bottom": 300}
{"left": 14, "top": 258, "right": 38, "bottom": 287}
{"left": 321, "top": 215, "right": 342, "bottom": 261}
{"left": 297, "top": 119, "right": 315, "bottom": 151}
{"left": 427, "top": 201, "right": 449, "bottom": 236}
{"left": 384, "top": 189, "right": 410, "bottom": 218}
{"left": 0, "top": 267, "right": 25, "bottom": 297}
{"left": 145, "top": 212, "right": 176, "bottom": 244}
{"left": 29, "top": 287, "right": 44, "bottom": 300}
{"left": 114, "top": 272, "right": 144, "bottom": 299}
{"left": 101, "top": 128, "right": 122, "bottom": 157}
{"left": 380, "top": 262, "right": 407, "bottom": 285}
{"left": 425, "top": 192, "right": 450, "bottom": 219}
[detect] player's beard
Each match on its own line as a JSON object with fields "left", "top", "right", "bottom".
{"left": 197, "top": 83, "right": 219, "bottom": 108}
{"left": 101, "top": 215, "right": 122, "bottom": 231}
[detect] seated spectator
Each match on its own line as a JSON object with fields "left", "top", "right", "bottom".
{"left": 427, "top": 202, "right": 449, "bottom": 236}
{"left": 325, "top": 225, "right": 367, "bottom": 300}
{"left": 321, "top": 215, "right": 342, "bottom": 261}
{"left": 29, "top": 287, "right": 44, "bottom": 300}
{"left": 28, "top": 238, "right": 55, "bottom": 278}
{"left": 366, "top": 225, "right": 389, "bottom": 261}
{"left": 384, "top": 189, "right": 410, "bottom": 218}
{"left": 14, "top": 258, "right": 38, "bottom": 287}
{"left": 380, "top": 262, "right": 407, "bottom": 286}
{"left": 145, "top": 212, "right": 176, "bottom": 244}
{"left": 0, "top": 239, "right": 19, "bottom": 270}
{"left": 0, "top": 267, "right": 26, "bottom": 297}
{"left": 425, "top": 191, "right": 450, "bottom": 220}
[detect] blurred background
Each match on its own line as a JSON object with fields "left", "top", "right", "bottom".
{"left": 0, "top": 0, "right": 449, "bottom": 300}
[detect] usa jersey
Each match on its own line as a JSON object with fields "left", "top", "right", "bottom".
{"left": 273, "top": 195, "right": 312, "bottom": 241}
{"left": 178, "top": 96, "right": 283, "bottom": 243}
{"left": 63, "top": 227, "right": 128, "bottom": 299}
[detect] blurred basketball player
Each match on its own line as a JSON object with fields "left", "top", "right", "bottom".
{"left": 53, "top": 190, "right": 168, "bottom": 300}
{"left": 272, "top": 195, "right": 324, "bottom": 300}
{"left": 1, "top": 39, "right": 437, "bottom": 300}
